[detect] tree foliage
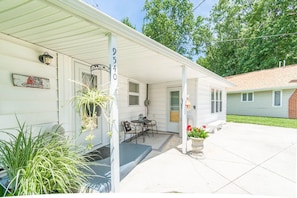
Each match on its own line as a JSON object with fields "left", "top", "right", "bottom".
{"left": 121, "top": 17, "right": 136, "bottom": 30}
{"left": 197, "top": 0, "right": 297, "bottom": 76}
{"left": 142, "top": 0, "right": 203, "bottom": 59}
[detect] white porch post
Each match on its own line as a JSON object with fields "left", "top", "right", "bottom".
{"left": 181, "top": 66, "right": 187, "bottom": 154}
{"left": 108, "top": 33, "right": 120, "bottom": 192}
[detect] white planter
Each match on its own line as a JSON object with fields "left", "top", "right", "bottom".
{"left": 190, "top": 137, "right": 204, "bottom": 152}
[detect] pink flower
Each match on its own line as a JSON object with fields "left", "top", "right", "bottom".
{"left": 202, "top": 125, "right": 206, "bottom": 129}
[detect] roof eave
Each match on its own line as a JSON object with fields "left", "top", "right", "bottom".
{"left": 227, "top": 85, "right": 297, "bottom": 93}
{"left": 47, "top": 0, "right": 232, "bottom": 86}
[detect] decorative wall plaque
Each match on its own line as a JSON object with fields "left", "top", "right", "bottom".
{"left": 12, "top": 73, "right": 50, "bottom": 89}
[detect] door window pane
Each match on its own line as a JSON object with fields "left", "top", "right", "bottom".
{"left": 170, "top": 91, "right": 179, "bottom": 122}
{"left": 170, "top": 91, "right": 179, "bottom": 111}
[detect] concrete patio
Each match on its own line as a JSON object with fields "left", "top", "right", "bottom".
{"left": 119, "top": 122, "right": 297, "bottom": 197}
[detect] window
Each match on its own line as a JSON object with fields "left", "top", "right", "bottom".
{"left": 211, "top": 89, "right": 215, "bottom": 113}
{"left": 129, "top": 81, "right": 139, "bottom": 105}
{"left": 211, "top": 89, "right": 223, "bottom": 113}
{"left": 273, "top": 90, "right": 282, "bottom": 107}
{"left": 242, "top": 92, "right": 253, "bottom": 102}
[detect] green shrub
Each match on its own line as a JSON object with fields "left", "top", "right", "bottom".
{"left": 0, "top": 119, "right": 93, "bottom": 196}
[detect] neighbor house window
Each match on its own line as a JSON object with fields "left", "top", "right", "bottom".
{"left": 211, "top": 88, "right": 223, "bottom": 113}
{"left": 129, "top": 81, "right": 139, "bottom": 105}
{"left": 273, "top": 90, "right": 282, "bottom": 107}
{"left": 242, "top": 92, "right": 253, "bottom": 102}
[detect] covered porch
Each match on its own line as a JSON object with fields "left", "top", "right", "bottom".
{"left": 0, "top": 0, "right": 233, "bottom": 193}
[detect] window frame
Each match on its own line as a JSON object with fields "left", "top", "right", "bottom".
{"left": 241, "top": 92, "right": 254, "bottom": 102}
{"left": 211, "top": 88, "right": 223, "bottom": 114}
{"left": 128, "top": 81, "right": 140, "bottom": 106}
{"left": 272, "top": 90, "right": 282, "bottom": 107}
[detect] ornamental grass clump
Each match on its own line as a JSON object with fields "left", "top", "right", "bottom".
{"left": 0, "top": 119, "right": 93, "bottom": 196}
{"left": 187, "top": 125, "right": 209, "bottom": 139}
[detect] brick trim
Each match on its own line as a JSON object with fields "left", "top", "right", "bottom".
{"left": 288, "top": 89, "right": 297, "bottom": 119}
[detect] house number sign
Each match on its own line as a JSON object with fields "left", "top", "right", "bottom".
{"left": 112, "top": 47, "right": 117, "bottom": 80}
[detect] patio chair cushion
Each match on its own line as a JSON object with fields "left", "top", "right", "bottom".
{"left": 123, "top": 121, "right": 132, "bottom": 132}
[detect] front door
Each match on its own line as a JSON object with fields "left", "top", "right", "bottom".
{"left": 167, "top": 87, "right": 181, "bottom": 133}
{"left": 74, "top": 61, "right": 103, "bottom": 150}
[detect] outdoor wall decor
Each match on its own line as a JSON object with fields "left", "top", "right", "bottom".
{"left": 12, "top": 73, "right": 50, "bottom": 89}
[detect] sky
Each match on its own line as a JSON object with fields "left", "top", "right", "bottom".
{"left": 82, "top": 0, "right": 218, "bottom": 32}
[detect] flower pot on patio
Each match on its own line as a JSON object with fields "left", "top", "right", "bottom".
{"left": 187, "top": 125, "right": 209, "bottom": 153}
{"left": 190, "top": 137, "right": 204, "bottom": 152}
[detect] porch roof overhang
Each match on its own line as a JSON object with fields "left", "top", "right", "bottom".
{"left": 0, "top": 0, "right": 233, "bottom": 87}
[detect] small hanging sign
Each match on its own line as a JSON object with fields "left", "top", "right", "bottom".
{"left": 12, "top": 73, "right": 50, "bottom": 89}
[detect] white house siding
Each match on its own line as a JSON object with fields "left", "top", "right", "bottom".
{"left": 0, "top": 34, "right": 58, "bottom": 138}
{"left": 227, "top": 89, "right": 295, "bottom": 118}
{"left": 148, "top": 81, "right": 182, "bottom": 133}
{"left": 148, "top": 78, "right": 227, "bottom": 133}
{"left": 196, "top": 77, "right": 227, "bottom": 126}
{"left": 117, "top": 75, "right": 147, "bottom": 142}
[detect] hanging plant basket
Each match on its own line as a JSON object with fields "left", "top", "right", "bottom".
{"left": 85, "top": 103, "right": 101, "bottom": 117}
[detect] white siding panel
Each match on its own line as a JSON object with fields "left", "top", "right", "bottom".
{"left": 0, "top": 36, "right": 58, "bottom": 130}
{"left": 196, "top": 78, "right": 227, "bottom": 126}
{"left": 149, "top": 81, "right": 180, "bottom": 132}
{"left": 117, "top": 75, "right": 147, "bottom": 142}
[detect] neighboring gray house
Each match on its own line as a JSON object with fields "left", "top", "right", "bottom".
{"left": 226, "top": 64, "right": 297, "bottom": 119}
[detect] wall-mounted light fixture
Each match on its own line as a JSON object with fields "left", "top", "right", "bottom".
{"left": 39, "top": 52, "right": 53, "bottom": 65}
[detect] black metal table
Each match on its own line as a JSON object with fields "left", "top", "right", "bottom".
{"left": 131, "top": 119, "right": 151, "bottom": 137}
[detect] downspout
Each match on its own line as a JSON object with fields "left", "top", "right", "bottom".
{"left": 144, "top": 84, "right": 150, "bottom": 116}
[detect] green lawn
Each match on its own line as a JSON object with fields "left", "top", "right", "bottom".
{"left": 227, "top": 115, "right": 297, "bottom": 129}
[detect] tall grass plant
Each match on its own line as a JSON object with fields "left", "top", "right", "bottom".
{"left": 0, "top": 119, "right": 93, "bottom": 196}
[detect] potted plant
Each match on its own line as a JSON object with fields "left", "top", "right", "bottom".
{"left": 72, "top": 81, "right": 112, "bottom": 150}
{"left": 187, "top": 125, "right": 209, "bottom": 152}
{"left": 0, "top": 119, "right": 93, "bottom": 196}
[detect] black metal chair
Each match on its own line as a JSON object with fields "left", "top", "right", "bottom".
{"left": 143, "top": 118, "right": 158, "bottom": 136}
{"left": 121, "top": 121, "right": 145, "bottom": 144}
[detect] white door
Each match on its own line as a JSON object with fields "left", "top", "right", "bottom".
{"left": 167, "top": 87, "right": 181, "bottom": 133}
{"left": 74, "top": 62, "right": 103, "bottom": 150}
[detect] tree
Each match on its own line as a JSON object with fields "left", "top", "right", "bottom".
{"left": 142, "top": 0, "right": 200, "bottom": 59}
{"left": 199, "top": 0, "right": 297, "bottom": 76}
{"left": 121, "top": 17, "right": 136, "bottom": 30}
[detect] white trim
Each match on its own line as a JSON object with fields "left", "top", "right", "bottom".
{"left": 241, "top": 92, "right": 254, "bottom": 102}
{"left": 211, "top": 88, "right": 223, "bottom": 114}
{"left": 108, "top": 33, "right": 120, "bottom": 192}
{"left": 182, "top": 66, "right": 187, "bottom": 154}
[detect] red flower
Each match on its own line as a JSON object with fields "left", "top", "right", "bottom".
{"left": 187, "top": 125, "right": 192, "bottom": 131}
{"left": 202, "top": 125, "right": 206, "bottom": 129}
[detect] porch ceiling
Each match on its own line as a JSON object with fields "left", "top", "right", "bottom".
{"left": 0, "top": 0, "right": 233, "bottom": 86}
